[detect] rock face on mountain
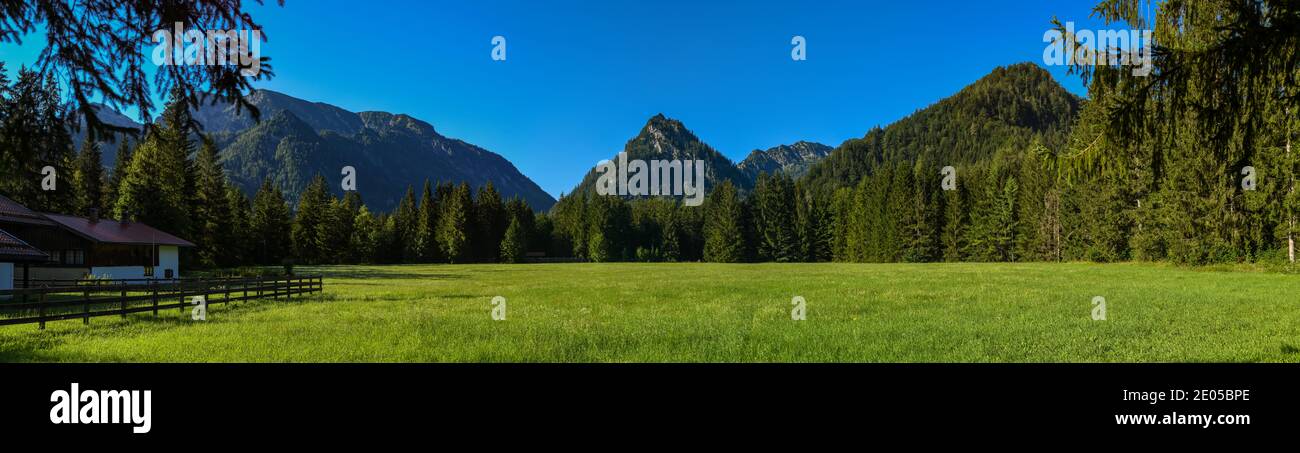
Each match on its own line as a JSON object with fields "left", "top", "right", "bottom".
{"left": 568, "top": 115, "right": 832, "bottom": 201}
{"left": 203, "top": 91, "right": 555, "bottom": 211}
{"left": 569, "top": 114, "right": 754, "bottom": 198}
{"left": 737, "top": 141, "right": 832, "bottom": 180}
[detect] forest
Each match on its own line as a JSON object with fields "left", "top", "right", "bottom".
{"left": 1, "top": 0, "right": 1296, "bottom": 269}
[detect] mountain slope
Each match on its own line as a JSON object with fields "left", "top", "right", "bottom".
{"left": 569, "top": 114, "right": 753, "bottom": 197}
{"left": 803, "top": 62, "right": 1082, "bottom": 190}
{"left": 737, "top": 141, "right": 832, "bottom": 180}
{"left": 193, "top": 89, "right": 364, "bottom": 135}
{"left": 196, "top": 90, "right": 556, "bottom": 211}
{"left": 71, "top": 105, "right": 145, "bottom": 168}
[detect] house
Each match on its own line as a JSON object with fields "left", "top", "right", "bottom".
{"left": 0, "top": 227, "right": 48, "bottom": 298}
{"left": 0, "top": 194, "right": 195, "bottom": 285}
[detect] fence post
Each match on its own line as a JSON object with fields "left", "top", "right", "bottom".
{"left": 287, "top": 277, "right": 293, "bottom": 301}
{"left": 151, "top": 281, "right": 158, "bottom": 317}
{"left": 242, "top": 278, "right": 248, "bottom": 304}
{"left": 225, "top": 278, "right": 231, "bottom": 306}
{"left": 120, "top": 283, "right": 127, "bottom": 319}
{"left": 38, "top": 287, "right": 47, "bottom": 330}
{"left": 83, "top": 288, "right": 90, "bottom": 325}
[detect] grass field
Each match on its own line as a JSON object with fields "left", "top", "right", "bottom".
{"left": 1, "top": 262, "right": 1299, "bottom": 362}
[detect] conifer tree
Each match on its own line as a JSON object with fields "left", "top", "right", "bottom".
{"left": 250, "top": 179, "right": 292, "bottom": 265}
{"left": 416, "top": 180, "right": 440, "bottom": 262}
{"left": 500, "top": 215, "right": 527, "bottom": 263}
{"left": 106, "top": 137, "right": 132, "bottom": 211}
{"left": 72, "top": 135, "right": 105, "bottom": 217}
{"left": 193, "top": 137, "right": 232, "bottom": 267}
{"left": 352, "top": 206, "right": 380, "bottom": 264}
{"left": 115, "top": 135, "right": 188, "bottom": 235}
{"left": 292, "top": 175, "right": 332, "bottom": 264}
{"left": 393, "top": 185, "right": 419, "bottom": 262}
{"left": 703, "top": 180, "right": 745, "bottom": 262}
{"left": 475, "top": 182, "right": 508, "bottom": 262}
{"left": 438, "top": 183, "right": 473, "bottom": 263}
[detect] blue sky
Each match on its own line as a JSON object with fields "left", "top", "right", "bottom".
{"left": 0, "top": 0, "right": 1122, "bottom": 198}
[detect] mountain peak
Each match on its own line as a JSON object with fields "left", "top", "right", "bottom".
{"left": 738, "top": 141, "right": 832, "bottom": 180}
{"left": 635, "top": 113, "right": 698, "bottom": 149}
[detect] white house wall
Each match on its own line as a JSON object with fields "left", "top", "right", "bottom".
{"left": 89, "top": 246, "right": 182, "bottom": 281}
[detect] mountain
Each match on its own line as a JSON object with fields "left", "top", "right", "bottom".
{"left": 191, "top": 90, "right": 555, "bottom": 211}
{"left": 569, "top": 114, "right": 754, "bottom": 198}
{"left": 737, "top": 141, "right": 832, "bottom": 180}
{"left": 193, "top": 90, "right": 364, "bottom": 135}
{"left": 803, "top": 62, "right": 1082, "bottom": 190}
{"left": 71, "top": 105, "right": 145, "bottom": 168}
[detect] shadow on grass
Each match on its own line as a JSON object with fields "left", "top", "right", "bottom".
{"left": 0, "top": 294, "right": 331, "bottom": 362}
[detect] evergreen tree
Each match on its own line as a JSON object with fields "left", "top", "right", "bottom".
{"left": 416, "top": 180, "right": 440, "bottom": 262}
{"left": 72, "top": 135, "right": 105, "bottom": 217}
{"left": 114, "top": 135, "right": 188, "bottom": 235}
{"left": 500, "top": 215, "right": 527, "bottom": 263}
{"left": 106, "top": 137, "right": 132, "bottom": 211}
{"left": 225, "top": 186, "right": 251, "bottom": 267}
{"left": 323, "top": 192, "right": 362, "bottom": 264}
{"left": 351, "top": 206, "right": 380, "bottom": 263}
{"left": 292, "top": 175, "right": 332, "bottom": 264}
{"left": 752, "top": 173, "right": 800, "bottom": 262}
{"left": 438, "top": 183, "right": 473, "bottom": 263}
{"left": 703, "top": 180, "right": 745, "bottom": 262}
{"left": 250, "top": 179, "right": 292, "bottom": 265}
{"left": 193, "top": 137, "right": 232, "bottom": 267}
{"left": 475, "top": 182, "right": 508, "bottom": 262}
{"left": 393, "top": 185, "right": 419, "bottom": 262}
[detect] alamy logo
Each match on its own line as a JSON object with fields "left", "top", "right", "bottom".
{"left": 594, "top": 152, "right": 706, "bottom": 206}
{"left": 151, "top": 22, "right": 262, "bottom": 76}
{"left": 50, "top": 383, "right": 151, "bottom": 434}
{"left": 1043, "top": 21, "right": 1153, "bottom": 77}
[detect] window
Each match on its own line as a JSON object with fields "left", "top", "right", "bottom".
{"left": 54, "top": 250, "right": 84, "bottom": 266}
{"left": 143, "top": 266, "right": 154, "bottom": 277}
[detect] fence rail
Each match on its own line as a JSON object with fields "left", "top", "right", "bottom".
{"left": 0, "top": 275, "right": 323, "bottom": 329}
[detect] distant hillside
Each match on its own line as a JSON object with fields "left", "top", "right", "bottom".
{"left": 737, "top": 141, "right": 832, "bottom": 180}
{"left": 206, "top": 92, "right": 556, "bottom": 211}
{"left": 803, "top": 62, "right": 1082, "bottom": 190}
{"left": 77, "top": 90, "right": 557, "bottom": 212}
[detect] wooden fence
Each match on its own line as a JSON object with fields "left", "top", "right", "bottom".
{"left": 0, "top": 275, "right": 323, "bottom": 329}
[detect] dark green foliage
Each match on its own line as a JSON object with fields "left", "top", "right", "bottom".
{"left": 194, "top": 137, "right": 233, "bottom": 267}
{"left": 0, "top": 68, "right": 77, "bottom": 213}
{"left": 500, "top": 215, "right": 527, "bottom": 263}
{"left": 438, "top": 183, "right": 473, "bottom": 263}
{"left": 752, "top": 173, "right": 800, "bottom": 262}
{"left": 475, "top": 183, "right": 508, "bottom": 262}
{"left": 72, "top": 135, "right": 105, "bottom": 217}
{"left": 250, "top": 179, "right": 292, "bottom": 265}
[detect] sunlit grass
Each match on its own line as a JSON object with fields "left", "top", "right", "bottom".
{"left": 1, "top": 262, "right": 1298, "bottom": 362}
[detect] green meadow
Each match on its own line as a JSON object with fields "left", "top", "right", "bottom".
{"left": 1, "top": 263, "right": 1298, "bottom": 362}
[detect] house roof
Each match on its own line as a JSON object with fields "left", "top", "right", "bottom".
{"left": 0, "top": 194, "right": 56, "bottom": 226}
{"left": 42, "top": 213, "right": 196, "bottom": 247}
{"left": 0, "top": 227, "right": 49, "bottom": 263}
